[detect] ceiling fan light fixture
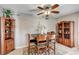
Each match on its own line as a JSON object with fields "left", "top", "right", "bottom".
{"left": 44, "top": 10, "right": 50, "bottom": 15}
{"left": 44, "top": 11, "right": 47, "bottom": 15}
{"left": 37, "top": 4, "right": 60, "bottom": 20}
{"left": 47, "top": 11, "right": 51, "bottom": 15}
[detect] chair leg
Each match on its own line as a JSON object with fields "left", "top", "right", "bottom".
{"left": 36, "top": 46, "right": 39, "bottom": 55}
{"left": 54, "top": 42, "right": 55, "bottom": 55}
{"left": 45, "top": 48, "right": 48, "bottom": 55}
{"left": 28, "top": 46, "right": 30, "bottom": 55}
{"left": 47, "top": 48, "right": 49, "bottom": 55}
{"left": 47, "top": 44, "right": 50, "bottom": 55}
{"left": 23, "top": 48, "right": 26, "bottom": 55}
{"left": 37, "top": 48, "right": 40, "bottom": 55}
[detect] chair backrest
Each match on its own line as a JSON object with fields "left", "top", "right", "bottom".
{"left": 49, "top": 35, "right": 56, "bottom": 39}
{"left": 36, "top": 35, "right": 47, "bottom": 42}
{"left": 28, "top": 33, "right": 31, "bottom": 41}
{"left": 28, "top": 33, "right": 35, "bottom": 40}
{"left": 47, "top": 32, "right": 51, "bottom": 35}
{"left": 47, "top": 31, "right": 56, "bottom": 40}
{"left": 28, "top": 34, "right": 31, "bottom": 46}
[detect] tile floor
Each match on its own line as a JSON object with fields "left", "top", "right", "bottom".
{"left": 7, "top": 43, "right": 79, "bottom": 55}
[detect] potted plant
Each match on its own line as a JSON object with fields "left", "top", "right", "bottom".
{"left": 3, "top": 8, "right": 13, "bottom": 18}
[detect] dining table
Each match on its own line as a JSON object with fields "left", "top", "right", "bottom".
{"left": 28, "top": 33, "right": 56, "bottom": 55}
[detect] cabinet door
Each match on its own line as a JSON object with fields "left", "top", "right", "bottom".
{"left": 0, "top": 39, "right": 1, "bottom": 54}
{"left": 6, "top": 39, "right": 14, "bottom": 53}
{"left": 10, "top": 40, "right": 14, "bottom": 50}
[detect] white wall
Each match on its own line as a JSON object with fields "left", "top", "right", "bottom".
{"left": 55, "top": 12, "right": 79, "bottom": 47}
{"left": 13, "top": 15, "right": 21, "bottom": 49}
{"left": 14, "top": 15, "right": 56, "bottom": 49}
{"left": 78, "top": 15, "right": 79, "bottom": 46}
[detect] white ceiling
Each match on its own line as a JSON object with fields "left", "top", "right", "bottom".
{"left": 0, "top": 4, "right": 79, "bottom": 18}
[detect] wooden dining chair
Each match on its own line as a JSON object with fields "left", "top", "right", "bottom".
{"left": 47, "top": 31, "right": 56, "bottom": 55}
{"left": 36, "top": 34, "right": 47, "bottom": 55}
{"left": 28, "top": 34, "right": 37, "bottom": 55}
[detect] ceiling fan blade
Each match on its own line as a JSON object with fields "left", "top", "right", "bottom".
{"left": 37, "top": 12, "right": 44, "bottom": 15}
{"left": 51, "top": 4, "right": 59, "bottom": 9}
{"left": 51, "top": 11, "right": 59, "bottom": 13}
{"left": 37, "top": 6, "right": 44, "bottom": 10}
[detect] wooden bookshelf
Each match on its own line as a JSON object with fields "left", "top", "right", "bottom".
{"left": 56, "top": 21, "right": 74, "bottom": 47}
{"left": 0, "top": 17, "right": 15, "bottom": 54}
{"left": 0, "top": 20, "right": 1, "bottom": 54}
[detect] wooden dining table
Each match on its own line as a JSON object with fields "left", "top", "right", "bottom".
{"left": 28, "top": 33, "right": 56, "bottom": 55}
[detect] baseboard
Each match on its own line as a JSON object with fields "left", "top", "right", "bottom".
{"left": 15, "top": 45, "right": 27, "bottom": 49}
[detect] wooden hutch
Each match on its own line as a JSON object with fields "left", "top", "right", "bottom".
{"left": 56, "top": 21, "right": 74, "bottom": 47}
{"left": 0, "top": 17, "right": 15, "bottom": 54}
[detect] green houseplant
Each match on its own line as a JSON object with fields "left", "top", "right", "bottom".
{"left": 3, "top": 8, "right": 13, "bottom": 18}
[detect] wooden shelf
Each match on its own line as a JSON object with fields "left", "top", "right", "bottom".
{"left": 64, "top": 27, "right": 70, "bottom": 29}
{"left": 0, "top": 17, "right": 15, "bottom": 54}
{"left": 56, "top": 21, "right": 74, "bottom": 47}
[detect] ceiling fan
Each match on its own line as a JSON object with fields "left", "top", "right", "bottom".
{"left": 37, "top": 4, "right": 59, "bottom": 19}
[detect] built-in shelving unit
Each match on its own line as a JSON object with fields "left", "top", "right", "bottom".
{"left": 56, "top": 21, "right": 74, "bottom": 47}
{"left": 0, "top": 17, "right": 1, "bottom": 54}
{"left": 0, "top": 17, "right": 15, "bottom": 54}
